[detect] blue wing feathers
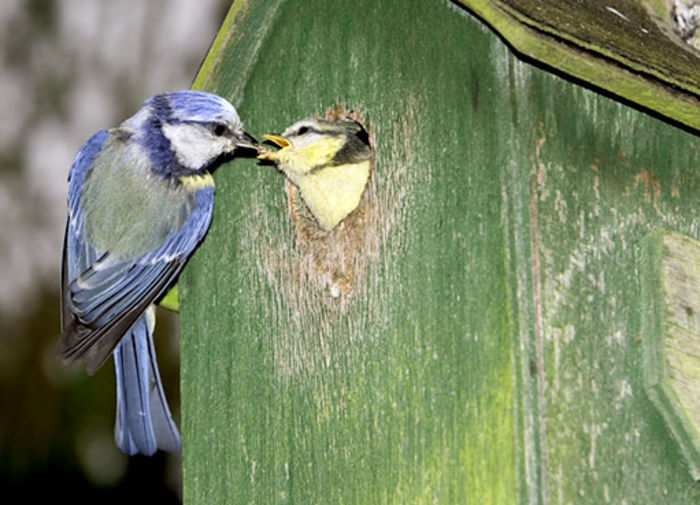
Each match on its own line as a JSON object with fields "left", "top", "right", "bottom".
{"left": 76, "top": 262, "right": 175, "bottom": 329}
{"left": 61, "top": 185, "right": 213, "bottom": 365}
{"left": 62, "top": 260, "right": 181, "bottom": 369}
{"left": 67, "top": 130, "right": 109, "bottom": 235}
{"left": 66, "top": 188, "right": 212, "bottom": 332}
{"left": 61, "top": 127, "right": 214, "bottom": 455}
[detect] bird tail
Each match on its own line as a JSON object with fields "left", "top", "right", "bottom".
{"left": 113, "top": 306, "right": 181, "bottom": 455}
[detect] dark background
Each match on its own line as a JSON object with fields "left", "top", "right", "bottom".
{"left": 0, "top": 1, "right": 230, "bottom": 501}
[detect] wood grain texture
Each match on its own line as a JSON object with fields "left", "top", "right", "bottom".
{"left": 641, "top": 230, "right": 700, "bottom": 480}
{"left": 181, "top": 0, "right": 700, "bottom": 503}
{"left": 457, "top": 0, "right": 700, "bottom": 131}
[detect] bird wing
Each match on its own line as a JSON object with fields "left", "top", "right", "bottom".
{"left": 60, "top": 129, "right": 214, "bottom": 374}
{"left": 60, "top": 129, "right": 109, "bottom": 334}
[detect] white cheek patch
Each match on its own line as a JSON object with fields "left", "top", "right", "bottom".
{"left": 161, "top": 123, "right": 231, "bottom": 169}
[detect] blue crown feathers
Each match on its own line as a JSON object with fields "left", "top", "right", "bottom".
{"left": 146, "top": 90, "right": 240, "bottom": 125}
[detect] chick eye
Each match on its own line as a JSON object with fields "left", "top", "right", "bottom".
{"left": 212, "top": 124, "right": 227, "bottom": 136}
{"left": 297, "top": 126, "right": 309, "bottom": 135}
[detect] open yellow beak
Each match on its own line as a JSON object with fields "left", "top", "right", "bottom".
{"left": 258, "top": 133, "right": 291, "bottom": 161}
{"left": 263, "top": 133, "right": 291, "bottom": 148}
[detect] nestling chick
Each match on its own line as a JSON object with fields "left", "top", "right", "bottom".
{"left": 259, "top": 118, "right": 371, "bottom": 231}
{"left": 60, "top": 90, "right": 257, "bottom": 456}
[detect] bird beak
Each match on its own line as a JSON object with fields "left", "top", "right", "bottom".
{"left": 234, "top": 131, "right": 259, "bottom": 151}
{"left": 258, "top": 133, "right": 291, "bottom": 161}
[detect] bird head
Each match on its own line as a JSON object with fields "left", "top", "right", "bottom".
{"left": 258, "top": 118, "right": 371, "bottom": 231}
{"left": 258, "top": 118, "right": 369, "bottom": 184}
{"left": 129, "top": 90, "right": 258, "bottom": 176}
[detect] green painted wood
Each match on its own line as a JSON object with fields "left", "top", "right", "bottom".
{"left": 458, "top": 0, "right": 700, "bottom": 132}
{"left": 181, "top": 0, "right": 700, "bottom": 503}
{"left": 641, "top": 229, "right": 700, "bottom": 480}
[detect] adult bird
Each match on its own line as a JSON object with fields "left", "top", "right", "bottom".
{"left": 59, "top": 90, "right": 257, "bottom": 455}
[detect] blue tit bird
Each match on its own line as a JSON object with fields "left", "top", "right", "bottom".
{"left": 258, "top": 118, "right": 371, "bottom": 231}
{"left": 59, "top": 90, "right": 257, "bottom": 456}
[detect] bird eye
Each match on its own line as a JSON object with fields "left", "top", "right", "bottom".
{"left": 297, "top": 126, "right": 309, "bottom": 135}
{"left": 212, "top": 124, "right": 227, "bottom": 136}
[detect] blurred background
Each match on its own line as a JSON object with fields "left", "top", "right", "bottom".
{"left": 0, "top": 0, "right": 230, "bottom": 502}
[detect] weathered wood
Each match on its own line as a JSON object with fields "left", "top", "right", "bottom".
{"left": 458, "top": 0, "right": 700, "bottom": 131}
{"left": 180, "top": 0, "right": 700, "bottom": 503}
{"left": 641, "top": 229, "right": 700, "bottom": 480}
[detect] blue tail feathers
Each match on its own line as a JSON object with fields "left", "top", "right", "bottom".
{"left": 113, "top": 308, "right": 180, "bottom": 455}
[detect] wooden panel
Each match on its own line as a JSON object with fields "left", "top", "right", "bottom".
{"left": 181, "top": 0, "right": 700, "bottom": 503}
{"left": 641, "top": 230, "right": 700, "bottom": 480}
